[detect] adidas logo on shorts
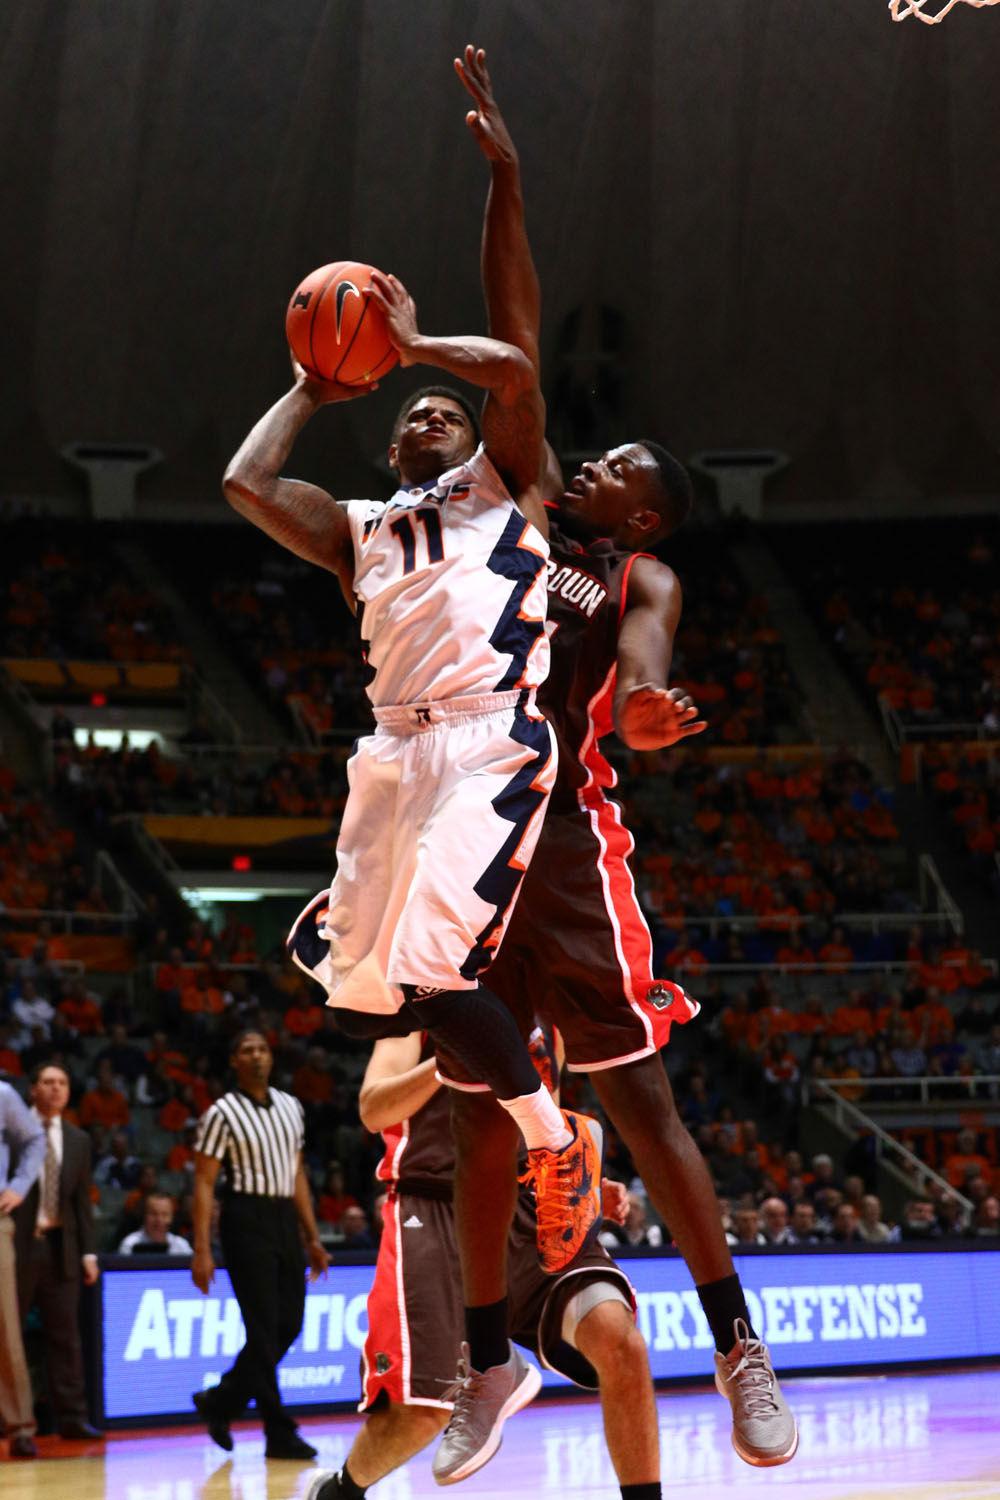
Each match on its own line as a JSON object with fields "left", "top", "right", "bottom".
{"left": 403, "top": 1214, "right": 423, "bottom": 1228}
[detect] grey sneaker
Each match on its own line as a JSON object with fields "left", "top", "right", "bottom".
{"left": 432, "top": 1340, "right": 541, "bottom": 1485}
{"left": 304, "top": 1474, "right": 342, "bottom": 1500}
{"left": 714, "top": 1318, "right": 798, "bottom": 1467}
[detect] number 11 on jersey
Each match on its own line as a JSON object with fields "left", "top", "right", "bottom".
{"left": 389, "top": 507, "right": 445, "bottom": 575}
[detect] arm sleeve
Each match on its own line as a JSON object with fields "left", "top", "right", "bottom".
{"left": 194, "top": 1105, "right": 230, "bottom": 1162}
{"left": 3, "top": 1087, "right": 46, "bottom": 1199}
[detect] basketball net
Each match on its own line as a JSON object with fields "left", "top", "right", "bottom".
{"left": 890, "top": 0, "right": 1000, "bottom": 21}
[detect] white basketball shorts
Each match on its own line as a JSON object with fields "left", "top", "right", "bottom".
{"left": 288, "top": 689, "right": 557, "bottom": 1014}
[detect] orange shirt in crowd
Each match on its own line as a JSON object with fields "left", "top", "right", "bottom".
{"left": 181, "top": 982, "right": 225, "bottom": 1015}
{"left": 57, "top": 995, "right": 105, "bottom": 1036}
{"left": 914, "top": 1000, "right": 955, "bottom": 1046}
{"left": 293, "top": 1064, "right": 333, "bottom": 1106}
{"left": 317, "top": 1192, "right": 359, "bottom": 1226}
{"left": 156, "top": 962, "right": 186, "bottom": 993}
{"left": 749, "top": 1007, "right": 798, "bottom": 1048}
{"left": 818, "top": 941, "right": 854, "bottom": 971}
{"left": 720, "top": 1006, "right": 753, "bottom": 1048}
{"left": 830, "top": 1004, "right": 874, "bottom": 1038}
{"left": 159, "top": 1098, "right": 191, "bottom": 1133}
{"left": 775, "top": 942, "right": 816, "bottom": 970}
{"left": 0, "top": 1048, "right": 23, "bottom": 1077}
{"left": 944, "top": 1152, "right": 993, "bottom": 1191}
{"left": 79, "top": 1086, "right": 130, "bottom": 1131}
{"left": 166, "top": 1143, "right": 194, "bottom": 1173}
{"left": 917, "top": 961, "right": 961, "bottom": 996}
{"left": 285, "top": 1004, "right": 325, "bottom": 1039}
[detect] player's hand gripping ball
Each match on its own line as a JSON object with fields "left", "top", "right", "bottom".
{"left": 286, "top": 261, "right": 400, "bottom": 386}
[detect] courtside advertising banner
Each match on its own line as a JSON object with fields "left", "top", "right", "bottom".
{"left": 101, "top": 1248, "right": 1000, "bottom": 1422}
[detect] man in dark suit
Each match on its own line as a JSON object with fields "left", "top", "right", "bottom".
{"left": 14, "top": 1062, "right": 102, "bottom": 1441}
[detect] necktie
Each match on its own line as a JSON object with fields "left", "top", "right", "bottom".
{"left": 41, "top": 1120, "right": 60, "bottom": 1227}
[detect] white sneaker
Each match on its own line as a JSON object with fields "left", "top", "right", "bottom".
{"left": 432, "top": 1341, "right": 541, "bottom": 1485}
{"left": 714, "top": 1318, "right": 798, "bottom": 1466}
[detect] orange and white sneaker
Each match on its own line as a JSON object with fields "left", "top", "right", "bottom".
{"left": 520, "top": 1110, "right": 603, "bottom": 1274}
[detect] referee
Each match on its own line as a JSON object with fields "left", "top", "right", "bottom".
{"left": 190, "top": 1029, "right": 330, "bottom": 1459}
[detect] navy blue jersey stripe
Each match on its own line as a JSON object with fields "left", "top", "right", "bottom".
{"left": 486, "top": 510, "right": 547, "bottom": 691}
{"left": 460, "top": 703, "right": 553, "bottom": 979}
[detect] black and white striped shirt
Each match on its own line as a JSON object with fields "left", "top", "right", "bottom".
{"left": 195, "top": 1088, "right": 304, "bottom": 1198}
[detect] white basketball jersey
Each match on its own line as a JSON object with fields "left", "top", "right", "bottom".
{"left": 344, "top": 444, "right": 550, "bottom": 708}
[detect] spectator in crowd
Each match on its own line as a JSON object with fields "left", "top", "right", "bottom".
{"left": 726, "top": 1207, "right": 766, "bottom": 1248}
{"left": 78, "top": 1060, "right": 130, "bottom": 1133}
{"left": 806, "top": 1154, "right": 840, "bottom": 1200}
{"left": 0, "top": 1079, "right": 45, "bottom": 1458}
{"left": 118, "top": 1192, "right": 192, "bottom": 1254}
{"left": 844, "top": 1030, "right": 878, "bottom": 1079}
{"left": 316, "top": 1163, "right": 358, "bottom": 1230}
{"left": 338, "top": 1204, "right": 375, "bottom": 1250}
{"left": 972, "top": 1196, "right": 1000, "bottom": 1238}
{"left": 788, "top": 1202, "right": 823, "bottom": 1245}
{"left": 857, "top": 1195, "right": 893, "bottom": 1243}
{"left": 12, "top": 980, "right": 56, "bottom": 1043}
{"left": 95, "top": 1025, "right": 146, "bottom": 1087}
{"left": 842, "top": 1175, "right": 866, "bottom": 1211}
{"left": 943, "top": 1128, "right": 993, "bottom": 1191}
{"left": 899, "top": 1198, "right": 942, "bottom": 1241}
{"left": 974, "top": 1023, "right": 1000, "bottom": 1077}
{"left": 936, "top": 1195, "right": 969, "bottom": 1238}
{"left": 813, "top": 1188, "right": 844, "bottom": 1238}
{"left": 56, "top": 980, "right": 105, "bottom": 1038}
{"left": 14, "top": 1062, "right": 102, "bottom": 1441}
{"left": 759, "top": 1198, "right": 792, "bottom": 1246}
{"left": 599, "top": 1191, "right": 665, "bottom": 1250}
{"left": 830, "top": 1203, "right": 863, "bottom": 1244}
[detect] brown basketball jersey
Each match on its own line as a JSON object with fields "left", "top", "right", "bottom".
{"left": 375, "top": 1038, "right": 454, "bottom": 1193}
{"left": 541, "top": 517, "right": 649, "bottom": 813}
{"left": 376, "top": 1024, "right": 559, "bottom": 1191}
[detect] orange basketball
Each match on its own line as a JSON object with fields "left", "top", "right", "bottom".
{"left": 285, "top": 260, "right": 399, "bottom": 386}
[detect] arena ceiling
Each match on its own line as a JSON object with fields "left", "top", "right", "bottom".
{"left": 3, "top": 0, "right": 1000, "bottom": 509}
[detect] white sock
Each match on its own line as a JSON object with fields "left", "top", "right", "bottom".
{"left": 498, "top": 1085, "right": 572, "bottom": 1152}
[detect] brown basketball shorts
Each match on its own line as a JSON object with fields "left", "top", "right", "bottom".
{"left": 359, "top": 1187, "right": 634, "bottom": 1409}
{"left": 438, "top": 805, "right": 699, "bottom": 1089}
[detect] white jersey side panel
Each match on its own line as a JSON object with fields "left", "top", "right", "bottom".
{"left": 344, "top": 445, "right": 550, "bottom": 708}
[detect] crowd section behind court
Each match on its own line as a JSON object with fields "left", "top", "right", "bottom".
{"left": 1, "top": 512, "right": 998, "bottom": 1258}
{"left": 769, "top": 518, "right": 999, "bottom": 739}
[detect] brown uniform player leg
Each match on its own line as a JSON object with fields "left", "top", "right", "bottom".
{"left": 589, "top": 1052, "right": 734, "bottom": 1285}
{"left": 450, "top": 1090, "right": 520, "bottom": 1305}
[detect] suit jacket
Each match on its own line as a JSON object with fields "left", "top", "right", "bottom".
{"left": 14, "top": 1118, "right": 96, "bottom": 1280}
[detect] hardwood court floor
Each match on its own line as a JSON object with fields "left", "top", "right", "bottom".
{"left": 2, "top": 1367, "right": 998, "bottom": 1499}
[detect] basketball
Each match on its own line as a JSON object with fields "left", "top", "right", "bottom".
{"left": 285, "top": 260, "right": 399, "bottom": 386}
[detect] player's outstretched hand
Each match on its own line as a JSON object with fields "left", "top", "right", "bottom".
{"left": 290, "top": 351, "right": 379, "bottom": 404}
{"left": 601, "top": 1178, "right": 629, "bottom": 1226}
{"left": 367, "top": 272, "right": 420, "bottom": 367}
{"left": 619, "top": 685, "right": 708, "bottom": 752}
{"left": 454, "top": 44, "right": 517, "bottom": 167}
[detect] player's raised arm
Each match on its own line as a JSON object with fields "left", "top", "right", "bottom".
{"left": 457, "top": 43, "right": 564, "bottom": 505}
{"left": 222, "top": 358, "right": 374, "bottom": 585}
{"left": 367, "top": 271, "right": 545, "bottom": 513}
{"left": 613, "top": 557, "right": 708, "bottom": 751}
